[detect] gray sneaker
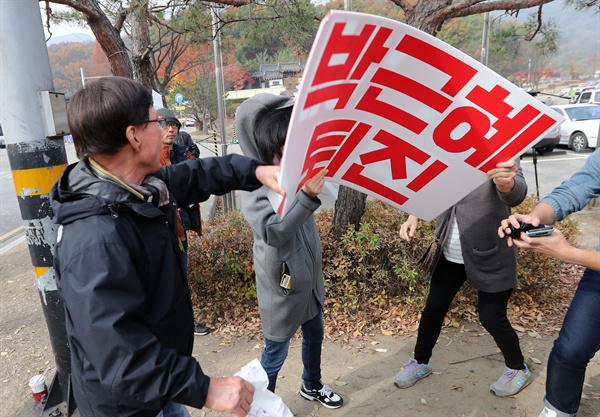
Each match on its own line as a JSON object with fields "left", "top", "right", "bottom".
{"left": 394, "top": 358, "right": 432, "bottom": 388}
{"left": 490, "top": 364, "right": 533, "bottom": 397}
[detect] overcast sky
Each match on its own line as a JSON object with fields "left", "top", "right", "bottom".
{"left": 40, "top": 3, "right": 93, "bottom": 40}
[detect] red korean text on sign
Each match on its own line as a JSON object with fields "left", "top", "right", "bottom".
{"left": 343, "top": 130, "right": 448, "bottom": 205}
{"left": 433, "top": 84, "right": 557, "bottom": 173}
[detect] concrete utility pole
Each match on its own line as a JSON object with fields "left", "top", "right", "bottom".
{"left": 211, "top": 4, "right": 235, "bottom": 212}
{"left": 0, "top": 0, "right": 74, "bottom": 415}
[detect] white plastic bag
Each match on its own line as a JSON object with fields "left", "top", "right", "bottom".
{"left": 234, "top": 358, "right": 293, "bottom": 417}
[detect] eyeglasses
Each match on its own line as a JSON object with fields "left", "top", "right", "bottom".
{"left": 144, "top": 119, "right": 179, "bottom": 129}
{"left": 144, "top": 119, "right": 168, "bottom": 128}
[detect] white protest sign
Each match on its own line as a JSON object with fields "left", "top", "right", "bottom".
{"left": 270, "top": 10, "right": 564, "bottom": 221}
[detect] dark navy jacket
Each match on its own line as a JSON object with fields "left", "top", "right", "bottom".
{"left": 50, "top": 155, "right": 262, "bottom": 417}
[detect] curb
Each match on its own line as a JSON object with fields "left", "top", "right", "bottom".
{"left": 0, "top": 225, "right": 24, "bottom": 244}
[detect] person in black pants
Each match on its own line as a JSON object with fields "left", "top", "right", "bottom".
{"left": 158, "top": 108, "right": 209, "bottom": 336}
{"left": 394, "top": 158, "right": 532, "bottom": 397}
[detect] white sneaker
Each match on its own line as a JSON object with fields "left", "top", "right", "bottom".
{"left": 539, "top": 406, "right": 558, "bottom": 417}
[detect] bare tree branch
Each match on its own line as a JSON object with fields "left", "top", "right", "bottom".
{"left": 41, "top": 0, "right": 97, "bottom": 17}
{"left": 441, "top": 0, "right": 554, "bottom": 20}
{"left": 525, "top": 5, "right": 544, "bottom": 41}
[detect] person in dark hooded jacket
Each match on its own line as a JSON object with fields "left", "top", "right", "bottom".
{"left": 236, "top": 93, "right": 343, "bottom": 410}
{"left": 157, "top": 107, "right": 209, "bottom": 337}
{"left": 50, "top": 77, "right": 283, "bottom": 417}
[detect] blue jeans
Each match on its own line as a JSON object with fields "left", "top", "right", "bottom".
{"left": 157, "top": 402, "right": 191, "bottom": 417}
{"left": 545, "top": 267, "right": 600, "bottom": 415}
{"left": 261, "top": 310, "right": 324, "bottom": 392}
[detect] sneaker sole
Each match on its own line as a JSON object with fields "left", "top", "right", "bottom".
{"left": 490, "top": 376, "right": 533, "bottom": 397}
{"left": 394, "top": 369, "right": 432, "bottom": 389}
{"left": 300, "top": 390, "right": 343, "bottom": 409}
{"left": 194, "top": 330, "right": 210, "bottom": 336}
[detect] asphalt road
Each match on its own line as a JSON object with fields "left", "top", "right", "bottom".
{"left": 0, "top": 138, "right": 595, "bottom": 253}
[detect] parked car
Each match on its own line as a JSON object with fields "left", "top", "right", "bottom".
{"left": 549, "top": 104, "right": 600, "bottom": 152}
{"left": 574, "top": 89, "right": 600, "bottom": 105}
{"left": 0, "top": 123, "right": 5, "bottom": 148}
{"left": 183, "top": 115, "right": 196, "bottom": 127}
{"left": 533, "top": 122, "right": 561, "bottom": 155}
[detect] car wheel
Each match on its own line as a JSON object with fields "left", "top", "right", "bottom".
{"left": 570, "top": 132, "right": 588, "bottom": 153}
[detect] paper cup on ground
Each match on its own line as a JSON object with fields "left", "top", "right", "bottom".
{"left": 28, "top": 375, "right": 47, "bottom": 402}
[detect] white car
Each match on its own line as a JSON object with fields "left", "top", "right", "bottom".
{"left": 549, "top": 104, "right": 600, "bottom": 152}
{"left": 182, "top": 115, "right": 195, "bottom": 127}
{"left": 559, "top": 84, "right": 582, "bottom": 97}
{"left": 574, "top": 89, "right": 600, "bottom": 105}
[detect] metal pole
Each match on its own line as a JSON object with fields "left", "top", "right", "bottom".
{"left": 531, "top": 148, "right": 540, "bottom": 200}
{"left": 211, "top": 5, "right": 231, "bottom": 213}
{"left": 0, "top": 0, "right": 73, "bottom": 415}
{"left": 80, "top": 68, "right": 86, "bottom": 87}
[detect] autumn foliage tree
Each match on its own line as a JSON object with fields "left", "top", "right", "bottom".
{"left": 48, "top": 41, "right": 111, "bottom": 94}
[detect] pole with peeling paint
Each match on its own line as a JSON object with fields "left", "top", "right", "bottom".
{"left": 0, "top": 0, "right": 74, "bottom": 414}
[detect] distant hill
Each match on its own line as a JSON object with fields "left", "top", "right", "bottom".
{"left": 511, "top": 0, "right": 600, "bottom": 78}
{"left": 46, "top": 33, "right": 94, "bottom": 45}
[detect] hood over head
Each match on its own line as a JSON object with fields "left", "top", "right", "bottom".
{"left": 235, "top": 93, "right": 294, "bottom": 161}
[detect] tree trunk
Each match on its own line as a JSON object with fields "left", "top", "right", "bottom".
{"left": 78, "top": 0, "right": 133, "bottom": 79}
{"left": 130, "top": 0, "right": 155, "bottom": 89}
{"left": 332, "top": 186, "right": 368, "bottom": 237}
{"left": 403, "top": 0, "right": 452, "bottom": 35}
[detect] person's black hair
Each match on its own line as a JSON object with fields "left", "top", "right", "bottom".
{"left": 67, "top": 76, "right": 153, "bottom": 159}
{"left": 252, "top": 107, "right": 292, "bottom": 164}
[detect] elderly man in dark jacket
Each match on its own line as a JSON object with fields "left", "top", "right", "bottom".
{"left": 50, "top": 76, "right": 283, "bottom": 417}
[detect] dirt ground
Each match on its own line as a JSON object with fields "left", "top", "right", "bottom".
{"left": 2, "top": 208, "right": 599, "bottom": 417}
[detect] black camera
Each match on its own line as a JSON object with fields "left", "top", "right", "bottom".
{"left": 507, "top": 223, "right": 533, "bottom": 239}
{"left": 507, "top": 222, "right": 554, "bottom": 239}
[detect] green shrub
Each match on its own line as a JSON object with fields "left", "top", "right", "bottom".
{"left": 317, "top": 201, "right": 435, "bottom": 323}
{"left": 186, "top": 196, "right": 579, "bottom": 336}
{"left": 187, "top": 210, "right": 258, "bottom": 328}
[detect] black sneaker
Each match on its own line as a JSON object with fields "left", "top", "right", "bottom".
{"left": 300, "top": 381, "right": 344, "bottom": 409}
{"left": 193, "top": 321, "right": 210, "bottom": 336}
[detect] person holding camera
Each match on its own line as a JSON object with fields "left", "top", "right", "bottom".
{"left": 499, "top": 148, "right": 600, "bottom": 417}
{"left": 395, "top": 158, "right": 532, "bottom": 397}
{"left": 236, "top": 93, "right": 344, "bottom": 409}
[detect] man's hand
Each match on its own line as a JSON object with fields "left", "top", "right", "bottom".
{"left": 255, "top": 165, "right": 285, "bottom": 197}
{"left": 205, "top": 376, "right": 255, "bottom": 417}
{"left": 302, "top": 168, "right": 328, "bottom": 198}
{"left": 399, "top": 215, "right": 419, "bottom": 241}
